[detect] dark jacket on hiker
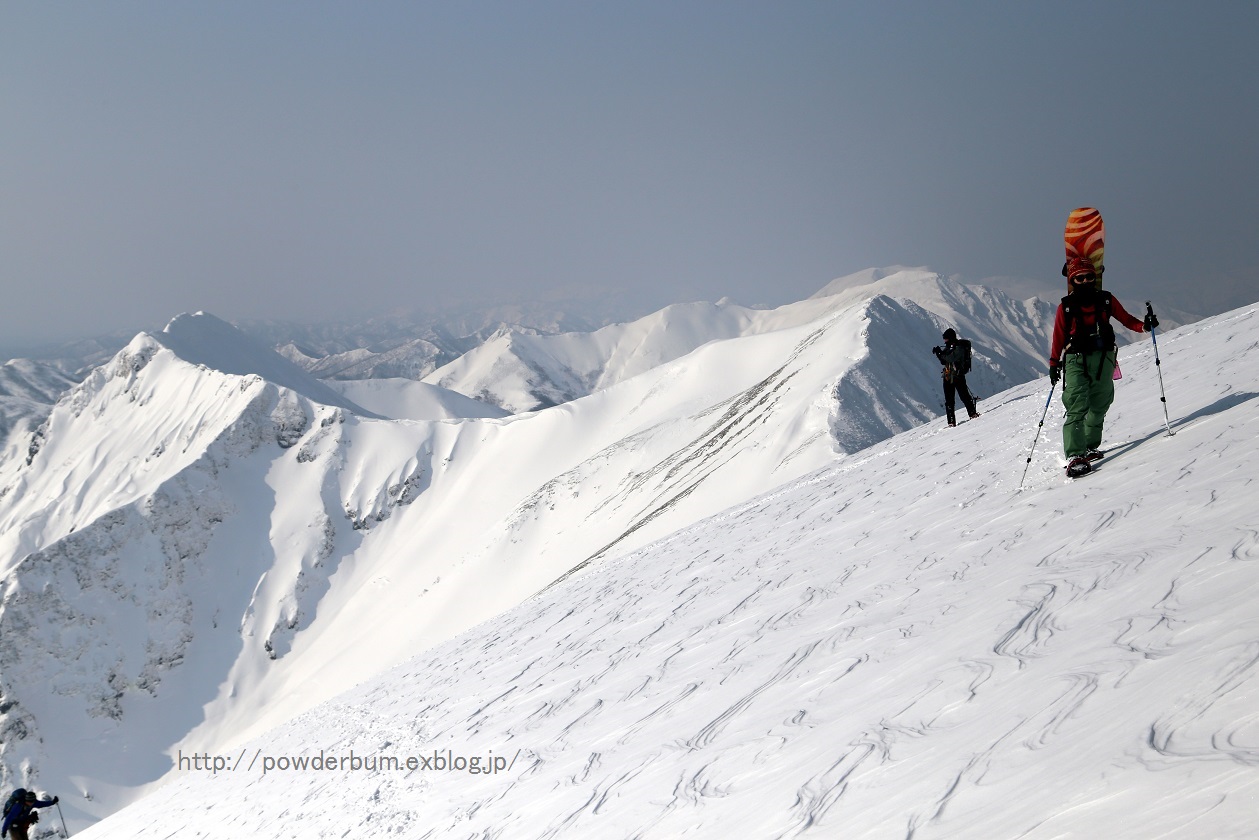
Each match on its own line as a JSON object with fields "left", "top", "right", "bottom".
{"left": 1048, "top": 258, "right": 1151, "bottom": 460}
{"left": 933, "top": 329, "right": 978, "bottom": 426}
{"left": 2, "top": 791, "right": 58, "bottom": 840}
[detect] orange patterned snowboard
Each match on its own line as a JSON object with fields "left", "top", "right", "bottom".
{"left": 1064, "top": 207, "right": 1105, "bottom": 290}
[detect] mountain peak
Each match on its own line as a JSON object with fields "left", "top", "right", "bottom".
{"left": 809, "top": 266, "right": 942, "bottom": 299}
{"left": 154, "top": 312, "right": 375, "bottom": 416}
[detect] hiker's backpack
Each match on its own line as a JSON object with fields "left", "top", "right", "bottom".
{"left": 1061, "top": 291, "right": 1116, "bottom": 353}
{"left": 3, "top": 789, "right": 26, "bottom": 821}
{"left": 957, "top": 339, "right": 972, "bottom": 375}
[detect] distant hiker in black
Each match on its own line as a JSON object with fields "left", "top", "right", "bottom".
{"left": 933, "top": 329, "right": 979, "bottom": 427}
{"left": 2, "top": 790, "right": 58, "bottom": 840}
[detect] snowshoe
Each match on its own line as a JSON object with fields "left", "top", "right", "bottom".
{"left": 1065, "top": 456, "right": 1092, "bottom": 478}
{"left": 1083, "top": 448, "right": 1105, "bottom": 462}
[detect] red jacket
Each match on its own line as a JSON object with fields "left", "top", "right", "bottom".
{"left": 1049, "top": 291, "right": 1145, "bottom": 364}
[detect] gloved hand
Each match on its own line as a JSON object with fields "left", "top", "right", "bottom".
{"left": 1049, "top": 363, "right": 1060, "bottom": 386}
{"left": 932, "top": 346, "right": 942, "bottom": 356}
{"left": 1144, "top": 312, "right": 1159, "bottom": 331}
{"left": 52, "top": 796, "right": 59, "bottom": 804}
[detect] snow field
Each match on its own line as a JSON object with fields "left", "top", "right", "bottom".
{"left": 76, "top": 305, "right": 1259, "bottom": 838}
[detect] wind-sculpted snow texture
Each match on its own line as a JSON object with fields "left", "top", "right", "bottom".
{"left": 77, "top": 304, "right": 1259, "bottom": 838}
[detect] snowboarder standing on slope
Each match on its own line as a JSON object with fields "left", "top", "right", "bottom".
{"left": 1049, "top": 257, "right": 1158, "bottom": 477}
{"left": 2, "top": 789, "right": 59, "bottom": 840}
{"left": 932, "top": 328, "right": 980, "bottom": 427}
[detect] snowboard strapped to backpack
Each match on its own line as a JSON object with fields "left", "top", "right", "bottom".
{"left": 1064, "top": 207, "right": 1106, "bottom": 292}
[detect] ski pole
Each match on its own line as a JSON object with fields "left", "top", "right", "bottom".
{"left": 1145, "top": 301, "right": 1174, "bottom": 436}
{"left": 1019, "top": 375, "right": 1058, "bottom": 490}
{"left": 56, "top": 799, "right": 70, "bottom": 837}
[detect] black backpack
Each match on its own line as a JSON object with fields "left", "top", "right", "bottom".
{"left": 1061, "top": 290, "right": 1116, "bottom": 353}
{"left": 957, "top": 339, "right": 972, "bottom": 375}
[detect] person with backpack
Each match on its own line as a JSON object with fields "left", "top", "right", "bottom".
{"left": 932, "top": 328, "right": 980, "bottom": 427}
{"left": 1049, "top": 256, "right": 1158, "bottom": 477}
{"left": 2, "top": 789, "right": 59, "bottom": 840}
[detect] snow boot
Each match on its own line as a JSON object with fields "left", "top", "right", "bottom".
{"left": 1066, "top": 456, "right": 1092, "bottom": 478}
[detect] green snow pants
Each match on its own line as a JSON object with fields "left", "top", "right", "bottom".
{"left": 1061, "top": 349, "right": 1117, "bottom": 458}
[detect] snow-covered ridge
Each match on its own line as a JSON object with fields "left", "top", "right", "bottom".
{"left": 153, "top": 312, "right": 377, "bottom": 417}
{"left": 424, "top": 269, "right": 1057, "bottom": 414}
{"left": 5, "top": 273, "right": 1060, "bottom": 830}
{"left": 77, "top": 303, "right": 1259, "bottom": 839}
{"left": 258, "top": 296, "right": 638, "bottom": 382}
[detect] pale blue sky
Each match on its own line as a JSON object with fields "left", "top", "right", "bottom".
{"left": 3, "top": 1, "right": 1257, "bottom": 346}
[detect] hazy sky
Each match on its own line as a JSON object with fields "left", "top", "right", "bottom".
{"left": 3, "top": 1, "right": 1258, "bottom": 347}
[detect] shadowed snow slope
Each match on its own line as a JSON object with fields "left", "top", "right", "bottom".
{"left": 77, "top": 303, "right": 1259, "bottom": 839}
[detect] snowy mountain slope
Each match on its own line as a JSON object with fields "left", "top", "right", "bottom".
{"left": 424, "top": 269, "right": 1055, "bottom": 414}
{"left": 0, "top": 315, "right": 420, "bottom": 817}
{"left": 0, "top": 358, "right": 77, "bottom": 458}
{"left": 76, "top": 304, "right": 1259, "bottom": 839}
{"left": 421, "top": 301, "right": 769, "bottom": 412}
{"left": 4, "top": 280, "right": 1050, "bottom": 829}
{"left": 277, "top": 336, "right": 454, "bottom": 382}
{"left": 166, "top": 298, "right": 892, "bottom": 759}
{"left": 323, "top": 378, "right": 510, "bottom": 422}
{"left": 0, "top": 330, "right": 280, "bottom": 565}
{"left": 0, "top": 325, "right": 370, "bottom": 810}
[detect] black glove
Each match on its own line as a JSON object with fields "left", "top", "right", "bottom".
{"left": 1144, "top": 312, "right": 1159, "bottom": 331}
{"left": 1049, "top": 363, "right": 1060, "bottom": 386}
{"left": 932, "top": 346, "right": 942, "bottom": 356}
{"left": 52, "top": 796, "right": 59, "bottom": 804}
{"left": 27, "top": 813, "right": 38, "bottom": 825}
